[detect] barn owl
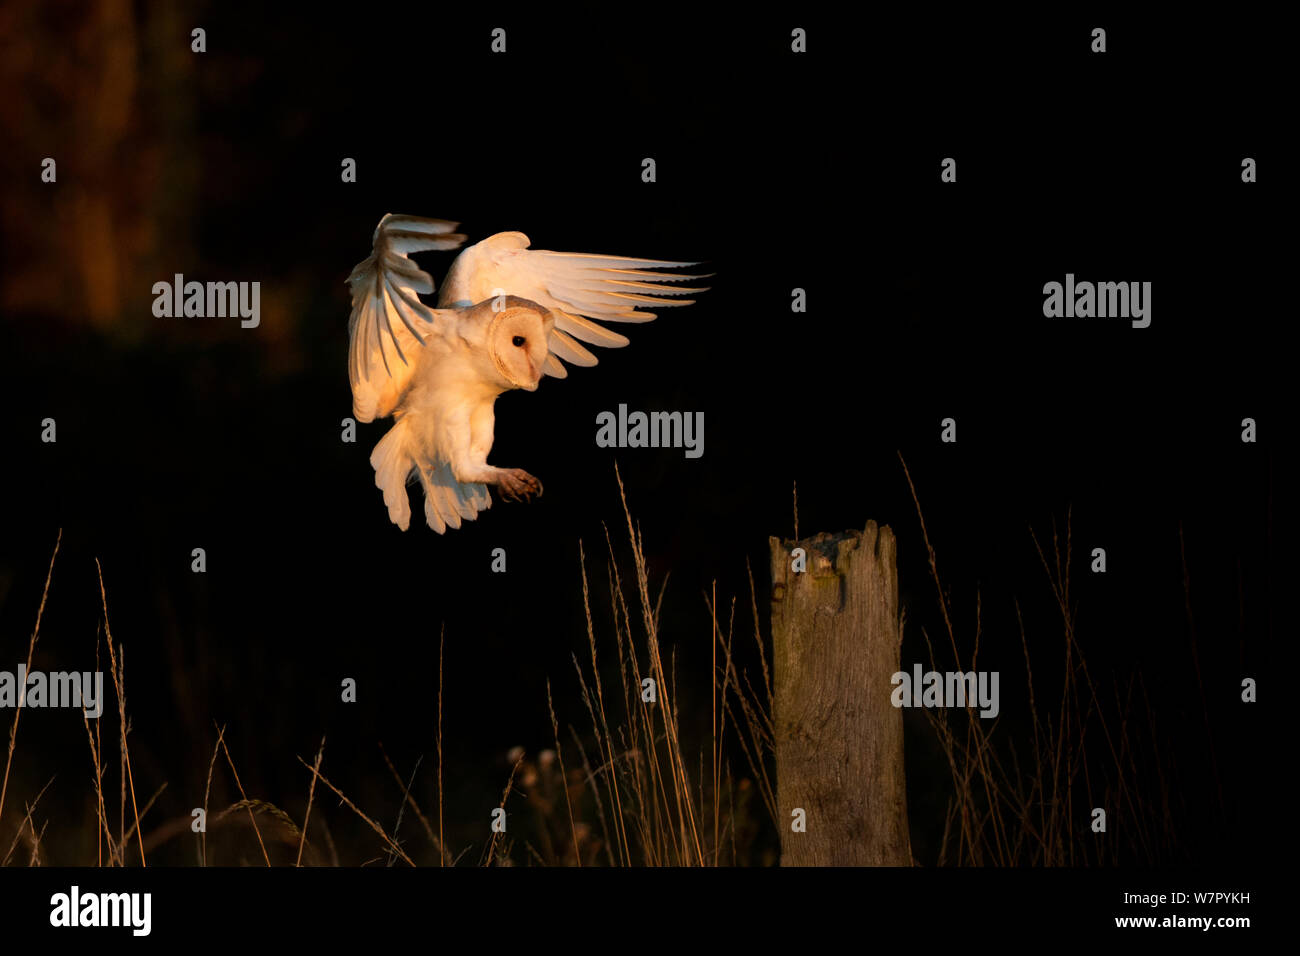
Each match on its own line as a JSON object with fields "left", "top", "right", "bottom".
{"left": 345, "top": 214, "right": 706, "bottom": 532}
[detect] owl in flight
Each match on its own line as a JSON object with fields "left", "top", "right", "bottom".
{"left": 345, "top": 214, "right": 706, "bottom": 532}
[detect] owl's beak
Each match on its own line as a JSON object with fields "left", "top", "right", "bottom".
{"left": 510, "top": 357, "right": 541, "bottom": 391}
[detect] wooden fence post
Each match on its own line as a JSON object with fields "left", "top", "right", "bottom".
{"left": 768, "top": 521, "right": 912, "bottom": 866}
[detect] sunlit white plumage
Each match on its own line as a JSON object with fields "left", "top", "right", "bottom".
{"left": 345, "top": 213, "right": 707, "bottom": 532}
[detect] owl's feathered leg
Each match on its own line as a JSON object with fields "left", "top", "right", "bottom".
{"left": 446, "top": 459, "right": 542, "bottom": 502}
{"left": 447, "top": 400, "right": 542, "bottom": 503}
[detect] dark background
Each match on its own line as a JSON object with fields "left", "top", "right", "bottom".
{"left": 0, "top": 4, "right": 1279, "bottom": 867}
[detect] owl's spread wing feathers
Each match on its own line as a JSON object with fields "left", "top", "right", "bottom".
{"left": 437, "top": 231, "right": 709, "bottom": 379}
{"left": 347, "top": 214, "right": 467, "bottom": 421}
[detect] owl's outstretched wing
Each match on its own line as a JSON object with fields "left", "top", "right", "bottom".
{"left": 436, "top": 231, "right": 709, "bottom": 379}
{"left": 347, "top": 214, "right": 466, "bottom": 421}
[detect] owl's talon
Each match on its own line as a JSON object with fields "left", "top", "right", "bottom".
{"left": 496, "top": 468, "right": 542, "bottom": 502}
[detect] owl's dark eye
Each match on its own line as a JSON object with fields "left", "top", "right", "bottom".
{"left": 512, "top": 336, "right": 526, "bottom": 347}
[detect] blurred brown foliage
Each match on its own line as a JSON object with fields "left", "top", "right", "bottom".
{"left": 1, "top": 1, "right": 201, "bottom": 333}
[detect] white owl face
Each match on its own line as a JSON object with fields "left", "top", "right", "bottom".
{"left": 487, "top": 305, "right": 552, "bottom": 391}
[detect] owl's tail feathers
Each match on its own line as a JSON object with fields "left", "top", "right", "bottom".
{"left": 370, "top": 421, "right": 416, "bottom": 531}
{"left": 417, "top": 462, "right": 491, "bottom": 534}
